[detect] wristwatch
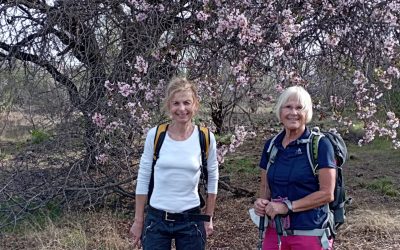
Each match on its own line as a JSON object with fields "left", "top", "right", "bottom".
{"left": 282, "top": 199, "right": 293, "bottom": 214}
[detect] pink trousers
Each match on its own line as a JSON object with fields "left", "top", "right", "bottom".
{"left": 262, "top": 227, "right": 334, "bottom": 250}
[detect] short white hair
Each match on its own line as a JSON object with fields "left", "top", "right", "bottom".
{"left": 274, "top": 86, "right": 313, "bottom": 123}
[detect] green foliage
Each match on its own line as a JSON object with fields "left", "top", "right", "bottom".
{"left": 1, "top": 200, "right": 63, "bottom": 233}
{"left": 30, "top": 129, "right": 51, "bottom": 144}
{"left": 224, "top": 157, "right": 258, "bottom": 174}
{"left": 366, "top": 177, "right": 399, "bottom": 197}
{"left": 385, "top": 88, "right": 400, "bottom": 114}
{"left": 215, "top": 133, "right": 232, "bottom": 145}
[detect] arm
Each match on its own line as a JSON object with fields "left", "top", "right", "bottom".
{"left": 289, "top": 168, "right": 336, "bottom": 212}
{"left": 254, "top": 139, "right": 273, "bottom": 216}
{"left": 129, "top": 128, "right": 156, "bottom": 248}
{"left": 259, "top": 169, "right": 271, "bottom": 200}
{"left": 204, "top": 132, "right": 219, "bottom": 236}
{"left": 130, "top": 194, "right": 147, "bottom": 248}
{"left": 265, "top": 168, "right": 336, "bottom": 217}
{"left": 254, "top": 169, "right": 270, "bottom": 216}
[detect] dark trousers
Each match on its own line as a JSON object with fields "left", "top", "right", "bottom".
{"left": 142, "top": 206, "right": 206, "bottom": 250}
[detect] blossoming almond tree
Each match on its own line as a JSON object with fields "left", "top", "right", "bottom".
{"left": 0, "top": 0, "right": 399, "bottom": 226}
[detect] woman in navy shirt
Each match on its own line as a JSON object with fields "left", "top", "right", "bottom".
{"left": 254, "top": 86, "right": 336, "bottom": 250}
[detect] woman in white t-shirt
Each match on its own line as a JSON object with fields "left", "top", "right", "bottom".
{"left": 130, "top": 77, "right": 219, "bottom": 250}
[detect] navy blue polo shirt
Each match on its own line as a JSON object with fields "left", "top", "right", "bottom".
{"left": 259, "top": 128, "right": 336, "bottom": 230}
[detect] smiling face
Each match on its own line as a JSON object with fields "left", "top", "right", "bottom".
{"left": 280, "top": 96, "right": 307, "bottom": 133}
{"left": 168, "top": 90, "right": 198, "bottom": 124}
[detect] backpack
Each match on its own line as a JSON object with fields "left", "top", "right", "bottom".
{"left": 266, "top": 127, "right": 352, "bottom": 236}
{"left": 148, "top": 123, "right": 210, "bottom": 208}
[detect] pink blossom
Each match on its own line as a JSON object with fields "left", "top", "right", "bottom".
{"left": 236, "top": 14, "right": 248, "bottom": 28}
{"left": 96, "top": 153, "right": 108, "bottom": 164}
{"left": 104, "top": 80, "right": 114, "bottom": 91}
{"left": 196, "top": 11, "right": 210, "bottom": 21}
{"left": 387, "top": 66, "right": 400, "bottom": 78}
{"left": 326, "top": 35, "right": 340, "bottom": 46}
{"left": 134, "top": 56, "right": 148, "bottom": 74}
{"left": 92, "top": 112, "right": 106, "bottom": 128}
{"left": 105, "top": 121, "right": 121, "bottom": 134}
{"left": 132, "top": 75, "right": 141, "bottom": 83}
{"left": 118, "top": 83, "right": 134, "bottom": 97}
{"left": 136, "top": 13, "right": 148, "bottom": 22}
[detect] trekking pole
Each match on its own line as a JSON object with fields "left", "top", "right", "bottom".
{"left": 274, "top": 216, "right": 283, "bottom": 250}
{"left": 257, "top": 216, "right": 265, "bottom": 250}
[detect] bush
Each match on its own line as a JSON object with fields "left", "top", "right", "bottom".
{"left": 30, "top": 129, "right": 51, "bottom": 144}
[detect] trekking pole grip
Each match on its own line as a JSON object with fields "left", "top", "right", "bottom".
{"left": 259, "top": 216, "right": 265, "bottom": 231}
{"left": 274, "top": 216, "right": 283, "bottom": 236}
{"left": 258, "top": 216, "right": 265, "bottom": 250}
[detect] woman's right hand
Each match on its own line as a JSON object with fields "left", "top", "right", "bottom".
{"left": 129, "top": 220, "right": 144, "bottom": 249}
{"left": 254, "top": 198, "right": 269, "bottom": 216}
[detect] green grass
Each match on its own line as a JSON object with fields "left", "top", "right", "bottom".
{"left": 30, "top": 129, "right": 52, "bottom": 144}
{"left": 366, "top": 177, "right": 399, "bottom": 197}
{"left": 224, "top": 156, "right": 258, "bottom": 174}
{"left": 1, "top": 200, "right": 63, "bottom": 233}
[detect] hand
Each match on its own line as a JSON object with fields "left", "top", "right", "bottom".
{"left": 264, "top": 201, "right": 287, "bottom": 219}
{"left": 129, "top": 220, "right": 143, "bottom": 249}
{"left": 254, "top": 198, "right": 269, "bottom": 216}
{"left": 204, "top": 217, "right": 214, "bottom": 237}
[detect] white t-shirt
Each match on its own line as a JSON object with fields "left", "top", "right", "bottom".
{"left": 136, "top": 125, "right": 219, "bottom": 213}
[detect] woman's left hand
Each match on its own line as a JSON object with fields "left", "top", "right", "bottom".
{"left": 264, "top": 201, "right": 288, "bottom": 218}
{"left": 204, "top": 218, "right": 214, "bottom": 236}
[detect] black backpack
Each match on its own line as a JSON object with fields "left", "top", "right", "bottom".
{"left": 266, "top": 127, "right": 352, "bottom": 236}
{"left": 148, "top": 123, "right": 210, "bottom": 208}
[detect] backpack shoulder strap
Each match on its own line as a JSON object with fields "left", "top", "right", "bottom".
{"left": 198, "top": 126, "right": 210, "bottom": 180}
{"left": 153, "top": 123, "right": 169, "bottom": 161}
{"left": 198, "top": 126, "right": 210, "bottom": 208}
{"left": 306, "top": 127, "right": 325, "bottom": 175}
{"left": 198, "top": 126, "right": 210, "bottom": 164}
{"left": 148, "top": 123, "right": 169, "bottom": 203}
{"left": 266, "top": 132, "right": 281, "bottom": 173}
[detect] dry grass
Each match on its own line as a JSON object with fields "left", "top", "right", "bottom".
{"left": 1, "top": 211, "right": 132, "bottom": 250}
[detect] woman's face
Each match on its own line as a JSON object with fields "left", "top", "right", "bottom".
{"left": 280, "top": 97, "right": 307, "bottom": 132}
{"left": 168, "top": 90, "right": 197, "bottom": 124}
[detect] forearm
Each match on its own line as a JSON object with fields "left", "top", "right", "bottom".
{"left": 205, "top": 193, "right": 217, "bottom": 217}
{"left": 291, "top": 168, "right": 336, "bottom": 213}
{"left": 134, "top": 194, "right": 148, "bottom": 223}
{"left": 291, "top": 190, "right": 333, "bottom": 212}
{"left": 259, "top": 170, "right": 270, "bottom": 200}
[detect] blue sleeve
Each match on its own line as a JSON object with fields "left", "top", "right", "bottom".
{"left": 317, "top": 136, "right": 336, "bottom": 170}
{"left": 259, "top": 139, "right": 273, "bottom": 170}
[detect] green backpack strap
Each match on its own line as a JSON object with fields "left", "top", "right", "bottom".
{"left": 306, "top": 127, "right": 324, "bottom": 176}
{"left": 148, "top": 123, "right": 169, "bottom": 202}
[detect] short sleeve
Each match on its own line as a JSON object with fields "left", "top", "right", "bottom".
{"left": 316, "top": 136, "right": 336, "bottom": 170}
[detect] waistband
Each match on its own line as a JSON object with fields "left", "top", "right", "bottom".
{"left": 147, "top": 205, "right": 211, "bottom": 222}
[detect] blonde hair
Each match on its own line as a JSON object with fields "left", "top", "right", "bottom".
{"left": 163, "top": 77, "right": 200, "bottom": 113}
{"left": 274, "top": 86, "right": 313, "bottom": 123}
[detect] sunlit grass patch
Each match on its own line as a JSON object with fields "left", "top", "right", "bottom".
{"left": 224, "top": 156, "right": 258, "bottom": 174}
{"left": 366, "top": 177, "right": 399, "bottom": 197}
